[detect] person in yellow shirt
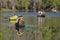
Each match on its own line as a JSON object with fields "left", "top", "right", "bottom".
{"left": 9, "top": 14, "right": 18, "bottom": 23}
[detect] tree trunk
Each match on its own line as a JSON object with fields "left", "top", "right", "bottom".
{"left": 25, "top": 5, "right": 28, "bottom": 12}
{"left": 0, "top": 3, "right": 2, "bottom": 10}
{"left": 12, "top": 5, "right": 16, "bottom": 14}
{"left": 6, "top": 2, "right": 8, "bottom": 9}
{"left": 12, "top": 0, "right": 16, "bottom": 14}
{"left": 33, "top": 2, "right": 36, "bottom": 12}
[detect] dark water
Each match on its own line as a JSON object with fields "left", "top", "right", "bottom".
{"left": 0, "top": 12, "right": 60, "bottom": 40}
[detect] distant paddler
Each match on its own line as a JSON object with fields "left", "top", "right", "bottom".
{"left": 52, "top": 8, "right": 58, "bottom": 13}
{"left": 37, "top": 9, "right": 45, "bottom": 17}
{"left": 9, "top": 14, "right": 18, "bottom": 23}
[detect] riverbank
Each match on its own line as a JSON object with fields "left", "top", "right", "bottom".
{"left": 0, "top": 8, "right": 19, "bottom": 12}
{"left": 0, "top": 8, "right": 60, "bottom": 13}
{"left": 0, "top": 8, "right": 12, "bottom": 12}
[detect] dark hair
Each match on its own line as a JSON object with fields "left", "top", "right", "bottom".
{"left": 18, "top": 15, "right": 23, "bottom": 17}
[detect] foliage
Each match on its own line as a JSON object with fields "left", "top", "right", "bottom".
{"left": 0, "top": 0, "right": 60, "bottom": 12}
{"left": 0, "top": 30, "right": 4, "bottom": 40}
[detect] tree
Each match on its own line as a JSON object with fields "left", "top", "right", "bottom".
{"left": 20, "top": 0, "right": 29, "bottom": 12}
{"left": 41, "top": 0, "right": 60, "bottom": 9}
{"left": 11, "top": 0, "right": 17, "bottom": 13}
{"left": 0, "top": 1, "right": 2, "bottom": 10}
{"left": 16, "top": 0, "right": 29, "bottom": 12}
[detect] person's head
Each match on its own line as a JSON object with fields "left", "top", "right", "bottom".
{"left": 18, "top": 15, "right": 23, "bottom": 19}
{"left": 18, "top": 15, "right": 24, "bottom": 22}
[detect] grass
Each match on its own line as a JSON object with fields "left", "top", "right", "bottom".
{"left": 0, "top": 30, "right": 4, "bottom": 40}
{"left": 0, "top": 8, "right": 19, "bottom": 12}
{"left": 0, "top": 8, "right": 12, "bottom": 12}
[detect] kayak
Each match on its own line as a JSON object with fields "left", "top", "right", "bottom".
{"left": 37, "top": 14, "right": 45, "bottom": 17}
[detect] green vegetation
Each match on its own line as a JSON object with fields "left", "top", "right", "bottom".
{"left": 39, "top": 17, "right": 60, "bottom": 40}
{"left": 0, "top": 30, "right": 4, "bottom": 40}
{"left": 0, "top": 8, "right": 11, "bottom": 12}
{"left": 0, "top": 0, "right": 60, "bottom": 12}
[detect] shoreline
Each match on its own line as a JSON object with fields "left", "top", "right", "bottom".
{"left": 0, "top": 8, "right": 60, "bottom": 13}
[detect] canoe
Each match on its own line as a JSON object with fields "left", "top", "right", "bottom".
{"left": 37, "top": 14, "right": 45, "bottom": 17}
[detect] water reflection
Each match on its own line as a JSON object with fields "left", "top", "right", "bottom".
{"left": 0, "top": 12, "right": 60, "bottom": 40}
{"left": 37, "top": 17, "right": 45, "bottom": 25}
{"left": 24, "top": 16, "right": 37, "bottom": 26}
